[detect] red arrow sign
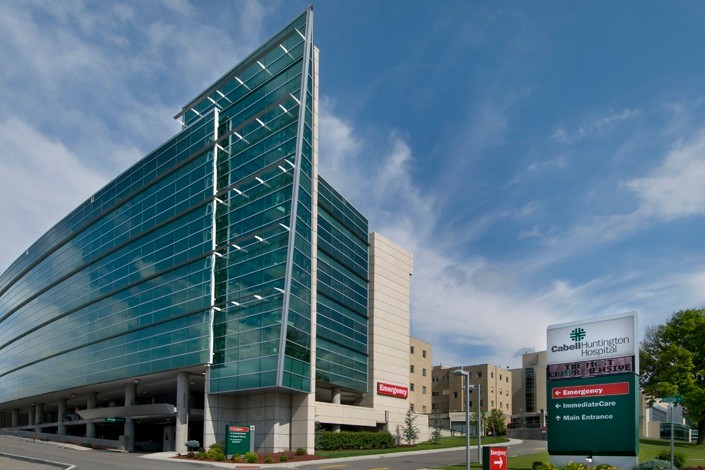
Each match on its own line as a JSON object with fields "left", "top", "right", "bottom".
{"left": 552, "top": 381, "right": 629, "bottom": 399}
{"left": 488, "top": 447, "right": 507, "bottom": 470}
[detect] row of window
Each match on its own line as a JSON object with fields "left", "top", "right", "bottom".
{"left": 409, "top": 365, "right": 427, "bottom": 376}
{"left": 409, "top": 345, "right": 428, "bottom": 358}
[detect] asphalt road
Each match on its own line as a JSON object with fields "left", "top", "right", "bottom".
{"left": 0, "top": 435, "right": 548, "bottom": 470}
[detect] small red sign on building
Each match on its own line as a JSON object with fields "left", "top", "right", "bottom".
{"left": 487, "top": 447, "right": 508, "bottom": 470}
{"left": 551, "top": 381, "right": 629, "bottom": 399}
{"left": 376, "top": 382, "right": 408, "bottom": 398}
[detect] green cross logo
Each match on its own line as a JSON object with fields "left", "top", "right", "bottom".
{"left": 570, "top": 327, "right": 586, "bottom": 342}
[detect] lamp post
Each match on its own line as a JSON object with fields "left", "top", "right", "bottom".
{"left": 453, "top": 369, "right": 470, "bottom": 470}
{"left": 475, "top": 383, "right": 482, "bottom": 464}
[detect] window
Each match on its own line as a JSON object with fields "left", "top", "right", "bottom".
{"left": 422, "top": 368, "right": 427, "bottom": 377}
{"left": 478, "top": 372, "right": 482, "bottom": 378}
{"left": 422, "top": 350, "right": 427, "bottom": 358}
{"left": 453, "top": 391, "right": 458, "bottom": 399}
{"left": 410, "top": 365, "right": 415, "bottom": 373}
{"left": 491, "top": 372, "right": 494, "bottom": 378}
{"left": 469, "top": 400, "right": 473, "bottom": 407}
{"left": 422, "top": 386, "right": 427, "bottom": 394}
{"left": 422, "top": 405, "right": 427, "bottom": 413}
{"left": 499, "top": 374, "right": 503, "bottom": 380}
{"left": 410, "top": 403, "right": 415, "bottom": 411}
{"left": 410, "top": 383, "right": 415, "bottom": 391}
{"left": 410, "top": 345, "right": 415, "bottom": 354}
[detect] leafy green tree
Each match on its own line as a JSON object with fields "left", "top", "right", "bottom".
{"left": 430, "top": 410, "right": 444, "bottom": 443}
{"left": 485, "top": 409, "right": 507, "bottom": 436}
{"left": 470, "top": 410, "right": 488, "bottom": 435}
{"left": 402, "top": 408, "right": 420, "bottom": 445}
{"left": 640, "top": 308, "right": 705, "bottom": 444}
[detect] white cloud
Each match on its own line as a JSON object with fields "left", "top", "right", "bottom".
{"left": 626, "top": 130, "right": 705, "bottom": 219}
{"left": 552, "top": 108, "right": 640, "bottom": 143}
{"left": 0, "top": 118, "right": 108, "bottom": 271}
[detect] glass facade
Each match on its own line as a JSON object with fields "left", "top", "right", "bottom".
{"left": 316, "top": 178, "right": 368, "bottom": 392}
{"left": 0, "top": 7, "right": 369, "bottom": 405}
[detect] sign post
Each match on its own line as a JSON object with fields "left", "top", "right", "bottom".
{"left": 662, "top": 396, "right": 682, "bottom": 469}
{"left": 546, "top": 312, "right": 639, "bottom": 469}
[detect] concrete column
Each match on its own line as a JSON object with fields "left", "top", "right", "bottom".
{"left": 331, "top": 388, "right": 341, "bottom": 432}
{"left": 124, "top": 383, "right": 136, "bottom": 451}
{"left": 175, "top": 372, "right": 189, "bottom": 453}
{"left": 58, "top": 399, "right": 67, "bottom": 435}
{"left": 11, "top": 409, "right": 19, "bottom": 427}
{"left": 28, "top": 406, "right": 35, "bottom": 426}
{"left": 86, "top": 392, "right": 97, "bottom": 438}
{"left": 35, "top": 403, "right": 44, "bottom": 424}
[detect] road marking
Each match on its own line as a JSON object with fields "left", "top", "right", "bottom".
{"left": 317, "top": 466, "right": 347, "bottom": 469}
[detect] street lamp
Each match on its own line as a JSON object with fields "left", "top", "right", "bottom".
{"left": 474, "top": 383, "right": 482, "bottom": 464}
{"left": 453, "top": 368, "right": 471, "bottom": 470}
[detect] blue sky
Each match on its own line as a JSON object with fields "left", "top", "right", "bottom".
{"left": 1, "top": 1, "right": 705, "bottom": 369}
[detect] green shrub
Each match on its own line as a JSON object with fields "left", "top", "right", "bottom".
{"left": 594, "top": 465, "right": 617, "bottom": 470}
{"left": 280, "top": 454, "right": 289, "bottom": 462}
{"left": 656, "top": 450, "right": 686, "bottom": 469}
{"left": 316, "top": 431, "right": 395, "bottom": 450}
{"left": 264, "top": 455, "right": 273, "bottom": 463}
{"left": 185, "top": 440, "right": 200, "bottom": 451}
{"left": 244, "top": 452, "right": 258, "bottom": 463}
{"left": 532, "top": 461, "right": 558, "bottom": 470}
{"left": 205, "top": 445, "right": 226, "bottom": 461}
{"left": 633, "top": 459, "right": 676, "bottom": 470}
{"left": 295, "top": 447, "right": 306, "bottom": 455}
{"left": 195, "top": 451, "right": 207, "bottom": 460}
{"left": 562, "top": 462, "right": 587, "bottom": 470}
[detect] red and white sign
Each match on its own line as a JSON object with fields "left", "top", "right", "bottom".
{"left": 488, "top": 447, "right": 508, "bottom": 470}
{"left": 552, "top": 381, "right": 629, "bottom": 399}
{"left": 228, "top": 426, "right": 249, "bottom": 432}
{"left": 377, "top": 382, "right": 408, "bottom": 398}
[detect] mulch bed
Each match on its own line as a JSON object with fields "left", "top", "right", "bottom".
{"left": 175, "top": 451, "right": 324, "bottom": 464}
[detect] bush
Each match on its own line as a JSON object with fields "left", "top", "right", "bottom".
{"left": 185, "top": 440, "right": 200, "bottom": 451}
{"left": 244, "top": 452, "right": 258, "bottom": 463}
{"left": 264, "top": 455, "right": 273, "bottom": 463}
{"left": 562, "top": 462, "right": 587, "bottom": 470}
{"left": 195, "top": 451, "right": 207, "bottom": 460}
{"left": 205, "top": 445, "right": 226, "bottom": 461}
{"left": 316, "top": 431, "right": 395, "bottom": 450}
{"left": 295, "top": 447, "right": 306, "bottom": 455}
{"left": 280, "top": 454, "right": 289, "bottom": 462}
{"left": 656, "top": 450, "right": 686, "bottom": 469}
{"left": 633, "top": 459, "right": 676, "bottom": 470}
{"left": 532, "top": 461, "right": 558, "bottom": 470}
{"left": 594, "top": 465, "right": 617, "bottom": 470}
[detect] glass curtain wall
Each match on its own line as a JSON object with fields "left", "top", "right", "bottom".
{"left": 194, "top": 9, "right": 314, "bottom": 393}
{"left": 315, "top": 178, "right": 369, "bottom": 393}
{"left": 0, "top": 111, "right": 216, "bottom": 403}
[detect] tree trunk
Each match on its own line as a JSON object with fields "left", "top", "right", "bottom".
{"left": 698, "top": 419, "right": 705, "bottom": 445}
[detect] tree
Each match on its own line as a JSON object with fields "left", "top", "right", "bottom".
{"left": 640, "top": 308, "right": 705, "bottom": 444}
{"left": 485, "top": 409, "right": 507, "bottom": 436}
{"left": 402, "top": 408, "right": 420, "bottom": 445}
{"left": 470, "top": 410, "right": 488, "bottom": 435}
{"left": 430, "top": 410, "right": 444, "bottom": 443}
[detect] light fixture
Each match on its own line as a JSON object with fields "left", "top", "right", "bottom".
{"left": 133, "top": 379, "right": 140, "bottom": 384}
{"left": 230, "top": 300, "right": 240, "bottom": 306}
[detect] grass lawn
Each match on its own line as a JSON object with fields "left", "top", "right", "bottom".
{"left": 442, "top": 439, "right": 705, "bottom": 470}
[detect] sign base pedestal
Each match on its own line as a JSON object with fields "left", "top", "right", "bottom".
{"left": 550, "top": 454, "right": 637, "bottom": 469}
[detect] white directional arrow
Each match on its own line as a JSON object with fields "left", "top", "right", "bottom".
{"left": 555, "top": 403, "right": 561, "bottom": 409}
{"left": 494, "top": 457, "right": 504, "bottom": 467}
{"left": 555, "top": 415, "right": 561, "bottom": 421}
{"left": 554, "top": 390, "right": 562, "bottom": 397}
